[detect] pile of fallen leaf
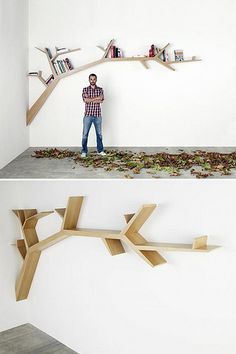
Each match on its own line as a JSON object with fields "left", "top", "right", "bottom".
{"left": 32, "top": 148, "right": 236, "bottom": 178}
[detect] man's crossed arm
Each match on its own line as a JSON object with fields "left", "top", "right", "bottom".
{"left": 83, "top": 95, "right": 104, "bottom": 104}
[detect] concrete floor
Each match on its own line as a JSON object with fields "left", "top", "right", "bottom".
{"left": 0, "top": 323, "right": 78, "bottom": 354}
{"left": 0, "top": 147, "right": 235, "bottom": 179}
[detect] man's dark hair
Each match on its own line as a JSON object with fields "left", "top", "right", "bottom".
{"left": 89, "top": 73, "right": 97, "bottom": 79}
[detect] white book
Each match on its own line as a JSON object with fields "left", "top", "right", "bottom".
{"left": 53, "top": 62, "right": 60, "bottom": 75}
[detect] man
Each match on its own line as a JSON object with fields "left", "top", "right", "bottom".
{"left": 81, "top": 73, "right": 106, "bottom": 157}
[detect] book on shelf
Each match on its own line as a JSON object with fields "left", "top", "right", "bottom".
{"left": 148, "top": 45, "right": 170, "bottom": 61}
{"left": 149, "top": 44, "right": 155, "bottom": 57}
{"left": 55, "top": 46, "right": 68, "bottom": 53}
{"left": 110, "top": 45, "right": 115, "bottom": 58}
{"left": 45, "top": 74, "right": 54, "bottom": 85}
{"left": 57, "top": 60, "right": 66, "bottom": 73}
{"left": 64, "top": 58, "right": 74, "bottom": 70}
{"left": 45, "top": 47, "right": 53, "bottom": 59}
{"left": 53, "top": 62, "right": 60, "bottom": 75}
{"left": 162, "top": 49, "right": 169, "bottom": 62}
{"left": 110, "top": 45, "right": 123, "bottom": 58}
{"left": 115, "top": 47, "right": 119, "bottom": 57}
{"left": 174, "top": 49, "right": 184, "bottom": 61}
{"left": 52, "top": 58, "right": 74, "bottom": 75}
{"left": 29, "top": 71, "right": 39, "bottom": 76}
{"left": 117, "top": 48, "right": 122, "bottom": 57}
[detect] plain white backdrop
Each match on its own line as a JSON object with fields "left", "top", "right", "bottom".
{"left": 0, "top": 180, "right": 235, "bottom": 354}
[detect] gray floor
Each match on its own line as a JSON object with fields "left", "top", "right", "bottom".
{"left": 0, "top": 147, "right": 235, "bottom": 179}
{"left": 0, "top": 323, "right": 78, "bottom": 354}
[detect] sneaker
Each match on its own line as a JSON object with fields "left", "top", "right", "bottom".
{"left": 81, "top": 152, "right": 87, "bottom": 158}
{"left": 98, "top": 151, "right": 106, "bottom": 156}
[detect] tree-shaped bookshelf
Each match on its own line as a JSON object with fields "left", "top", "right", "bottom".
{"left": 27, "top": 39, "right": 201, "bottom": 125}
{"left": 13, "top": 196, "right": 218, "bottom": 301}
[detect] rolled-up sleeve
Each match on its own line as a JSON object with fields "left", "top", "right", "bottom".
{"left": 100, "top": 88, "right": 104, "bottom": 101}
{"left": 82, "top": 88, "right": 87, "bottom": 102}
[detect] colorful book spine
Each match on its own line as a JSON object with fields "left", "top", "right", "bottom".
{"left": 149, "top": 44, "right": 155, "bottom": 57}
{"left": 110, "top": 45, "right": 116, "bottom": 58}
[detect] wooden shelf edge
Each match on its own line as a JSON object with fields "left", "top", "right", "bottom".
{"left": 51, "top": 47, "right": 81, "bottom": 62}
{"left": 139, "top": 250, "right": 167, "bottom": 267}
{"left": 64, "top": 228, "right": 121, "bottom": 239}
{"left": 103, "top": 239, "right": 125, "bottom": 256}
{"left": 136, "top": 241, "right": 220, "bottom": 252}
{"left": 23, "top": 211, "right": 54, "bottom": 229}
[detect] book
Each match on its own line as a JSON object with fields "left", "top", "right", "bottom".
{"left": 110, "top": 45, "right": 116, "bottom": 58}
{"left": 53, "top": 62, "right": 60, "bottom": 75}
{"left": 57, "top": 60, "right": 65, "bottom": 73}
{"left": 55, "top": 46, "right": 68, "bottom": 52}
{"left": 29, "top": 72, "right": 39, "bottom": 76}
{"left": 45, "top": 74, "right": 54, "bottom": 85}
{"left": 164, "top": 50, "right": 169, "bottom": 62}
{"left": 163, "top": 49, "right": 167, "bottom": 62}
{"left": 117, "top": 48, "right": 122, "bottom": 57}
{"left": 174, "top": 49, "right": 184, "bottom": 61}
{"left": 45, "top": 47, "right": 53, "bottom": 59}
{"left": 63, "top": 59, "right": 70, "bottom": 71}
{"left": 65, "top": 58, "right": 73, "bottom": 70}
{"left": 149, "top": 44, "right": 155, "bottom": 57}
{"left": 60, "top": 60, "right": 66, "bottom": 72}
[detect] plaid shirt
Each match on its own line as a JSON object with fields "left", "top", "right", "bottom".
{"left": 82, "top": 85, "right": 104, "bottom": 117}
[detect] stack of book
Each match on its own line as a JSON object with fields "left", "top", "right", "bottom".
{"left": 174, "top": 50, "right": 184, "bottom": 61}
{"left": 53, "top": 58, "right": 74, "bottom": 75}
{"left": 45, "top": 47, "right": 74, "bottom": 74}
{"left": 109, "top": 45, "right": 123, "bottom": 58}
{"left": 148, "top": 44, "right": 169, "bottom": 62}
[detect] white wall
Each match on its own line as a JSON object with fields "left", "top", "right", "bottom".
{"left": 0, "top": 0, "right": 29, "bottom": 169}
{"left": 0, "top": 182, "right": 29, "bottom": 331}
{"left": 1, "top": 180, "right": 235, "bottom": 354}
{"left": 29, "top": 0, "right": 236, "bottom": 147}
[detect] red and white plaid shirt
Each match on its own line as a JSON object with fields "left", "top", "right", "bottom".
{"left": 82, "top": 85, "right": 104, "bottom": 117}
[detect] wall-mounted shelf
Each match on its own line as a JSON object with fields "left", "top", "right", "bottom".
{"left": 27, "top": 39, "right": 201, "bottom": 125}
{"left": 12, "top": 196, "right": 219, "bottom": 302}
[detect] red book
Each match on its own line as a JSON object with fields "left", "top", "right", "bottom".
{"left": 110, "top": 45, "right": 116, "bottom": 58}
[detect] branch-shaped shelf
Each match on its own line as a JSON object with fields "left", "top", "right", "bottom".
{"left": 13, "top": 196, "right": 219, "bottom": 301}
{"left": 27, "top": 40, "right": 201, "bottom": 125}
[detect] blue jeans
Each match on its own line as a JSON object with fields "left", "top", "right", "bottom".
{"left": 82, "top": 116, "right": 104, "bottom": 154}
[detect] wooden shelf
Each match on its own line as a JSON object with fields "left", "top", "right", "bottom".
{"left": 50, "top": 47, "right": 81, "bottom": 62}
{"left": 65, "top": 228, "right": 121, "bottom": 239}
{"left": 27, "top": 40, "right": 201, "bottom": 125}
{"left": 13, "top": 209, "right": 53, "bottom": 248}
{"left": 13, "top": 196, "right": 219, "bottom": 301}
{"left": 136, "top": 241, "right": 220, "bottom": 252}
